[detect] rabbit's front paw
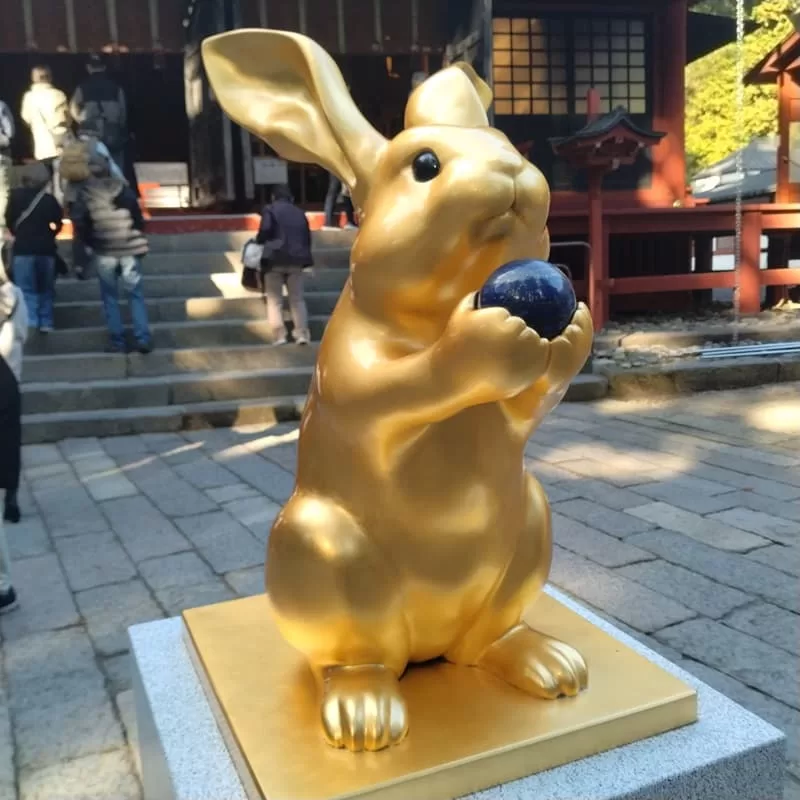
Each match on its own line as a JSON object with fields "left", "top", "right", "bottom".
{"left": 477, "top": 624, "right": 588, "bottom": 699}
{"left": 440, "top": 296, "right": 551, "bottom": 400}
{"left": 320, "top": 665, "right": 408, "bottom": 751}
{"left": 543, "top": 303, "right": 594, "bottom": 389}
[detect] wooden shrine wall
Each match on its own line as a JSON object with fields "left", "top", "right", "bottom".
{"left": 0, "top": 0, "right": 446, "bottom": 54}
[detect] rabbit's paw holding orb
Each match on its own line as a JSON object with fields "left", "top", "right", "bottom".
{"left": 477, "top": 624, "right": 588, "bottom": 700}
{"left": 440, "top": 297, "right": 551, "bottom": 399}
{"left": 545, "top": 303, "right": 594, "bottom": 388}
{"left": 321, "top": 665, "right": 409, "bottom": 751}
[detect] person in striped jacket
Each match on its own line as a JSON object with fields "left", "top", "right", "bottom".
{"left": 69, "top": 157, "right": 152, "bottom": 354}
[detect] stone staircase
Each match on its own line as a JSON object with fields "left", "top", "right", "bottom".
{"left": 21, "top": 229, "right": 352, "bottom": 443}
{"left": 21, "top": 227, "right": 607, "bottom": 443}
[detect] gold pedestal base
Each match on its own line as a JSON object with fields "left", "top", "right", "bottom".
{"left": 183, "top": 594, "right": 696, "bottom": 800}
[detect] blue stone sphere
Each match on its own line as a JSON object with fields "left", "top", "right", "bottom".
{"left": 477, "top": 259, "right": 577, "bottom": 341}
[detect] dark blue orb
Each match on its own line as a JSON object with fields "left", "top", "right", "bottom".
{"left": 477, "top": 259, "right": 577, "bottom": 341}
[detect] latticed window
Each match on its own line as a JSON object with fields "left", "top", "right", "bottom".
{"left": 491, "top": 15, "right": 649, "bottom": 117}
{"left": 491, "top": 18, "right": 568, "bottom": 116}
{"left": 573, "top": 18, "right": 646, "bottom": 115}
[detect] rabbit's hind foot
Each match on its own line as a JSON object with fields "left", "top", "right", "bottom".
{"left": 477, "top": 623, "right": 588, "bottom": 700}
{"left": 320, "top": 664, "right": 408, "bottom": 751}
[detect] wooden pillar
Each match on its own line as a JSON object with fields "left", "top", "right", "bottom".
{"left": 765, "top": 234, "right": 790, "bottom": 307}
{"left": 694, "top": 235, "right": 713, "bottom": 274}
{"left": 738, "top": 210, "right": 762, "bottom": 315}
{"left": 652, "top": 0, "right": 687, "bottom": 204}
{"left": 693, "top": 234, "right": 713, "bottom": 308}
{"left": 776, "top": 73, "right": 791, "bottom": 203}
{"left": 588, "top": 169, "right": 607, "bottom": 330}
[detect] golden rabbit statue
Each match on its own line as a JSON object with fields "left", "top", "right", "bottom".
{"left": 202, "top": 30, "right": 594, "bottom": 753}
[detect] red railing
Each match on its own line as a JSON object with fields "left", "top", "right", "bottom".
{"left": 550, "top": 204, "right": 800, "bottom": 325}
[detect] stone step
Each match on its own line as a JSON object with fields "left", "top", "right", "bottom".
{"left": 139, "top": 228, "right": 356, "bottom": 252}
{"left": 24, "top": 316, "right": 329, "bottom": 357}
{"left": 55, "top": 248, "right": 351, "bottom": 275}
{"left": 22, "top": 366, "right": 315, "bottom": 416}
{"left": 563, "top": 373, "right": 609, "bottom": 402}
{"left": 20, "top": 372, "right": 608, "bottom": 442}
{"left": 57, "top": 227, "right": 356, "bottom": 255}
{"left": 54, "top": 269, "right": 350, "bottom": 302}
{"left": 52, "top": 289, "right": 344, "bottom": 329}
{"left": 21, "top": 395, "right": 309, "bottom": 444}
{"left": 23, "top": 342, "right": 320, "bottom": 382}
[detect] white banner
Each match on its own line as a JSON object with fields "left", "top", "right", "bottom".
{"left": 253, "top": 156, "right": 289, "bottom": 185}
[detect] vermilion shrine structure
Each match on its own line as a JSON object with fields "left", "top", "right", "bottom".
{"left": 0, "top": 0, "right": 797, "bottom": 322}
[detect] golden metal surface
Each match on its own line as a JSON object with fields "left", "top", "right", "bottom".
{"left": 184, "top": 594, "right": 697, "bottom": 800}
{"left": 202, "top": 29, "right": 596, "bottom": 752}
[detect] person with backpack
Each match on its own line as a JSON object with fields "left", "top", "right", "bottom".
{"left": 20, "top": 66, "right": 70, "bottom": 170}
{"left": 4, "top": 163, "right": 63, "bottom": 333}
{"left": 58, "top": 121, "right": 127, "bottom": 279}
{"left": 0, "top": 98, "right": 14, "bottom": 236}
{"left": 70, "top": 54, "right": 128, "bottom": 179}
{"left": 256, "top": 185, "right": 312, "bottom": 345}
{"left": 69, "top": 156, "right": 152, "bottom": 354}
{"left": 0, "top": 264, "right": 28, "bottom": 611}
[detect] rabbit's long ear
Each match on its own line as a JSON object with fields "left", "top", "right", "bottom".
{"left": 405, "top": 62, "right": 493, "bottom": 128}
{"left": 202, "top": 29, "right": 385, "bottom": 200}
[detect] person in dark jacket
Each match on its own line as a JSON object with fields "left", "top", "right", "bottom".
{"left": 70, "top": 54, "right": 128, "bottom": 177}
{"left": 256, "top": 185, "right": 313, "bottom": 345}
{"left": 0, "top": 98, "right": 14, "bottom": 236}
{"left": 70, "top": 158, "right": 152, "bottom": 354}
{"left": 0, "top": 271, "right": 27, "bottom": 610}
{"left": 4, "top": 163, "right": 63, "bottom": 332}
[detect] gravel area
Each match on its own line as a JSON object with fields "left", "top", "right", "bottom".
{"left": 595, "top": 308, "right": 800, "bottom": 370}
{"left": 603, "top": 306, "right": 800, "bottom": 336}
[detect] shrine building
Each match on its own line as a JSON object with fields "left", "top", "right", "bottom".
{"left": 0, "top": 0, "right": 797, "bottom": 320}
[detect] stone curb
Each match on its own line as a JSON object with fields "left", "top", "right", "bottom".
{"left": 595, "top": 321, "right": 800, "bottom": 351}
{"left": 21, "top": 374, "right": 610, "bottom": 443}
{"left": 600, "top": 357, "right": 800, "bottom": 399}
{"left": 565, "top": 374, "right": 609, "bottom": 402}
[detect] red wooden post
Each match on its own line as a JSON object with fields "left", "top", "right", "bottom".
{"left": 587, "top": 88, "right": 600, "bottom": 122}
{"left": 738, "top": 211, "right": 762, "bottom": 315}
{"left": 587, "top": 169, "right": 607, "bottom": 330}
{"left": 694, "top": 236, "right": 713, "bottom": 274}
{"left": 765, "top": 234, "right": 790, "bottom": 307}
{"left": 652, "top": 0, "right": 688, "bottom": 205}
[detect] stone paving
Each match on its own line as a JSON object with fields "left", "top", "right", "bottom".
{"left": 1, "top": 383, "right": 799, "bottom": 800}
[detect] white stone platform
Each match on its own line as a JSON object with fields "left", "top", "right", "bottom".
{"left": 130, "top": 588, "right": 785, "bottom": 800}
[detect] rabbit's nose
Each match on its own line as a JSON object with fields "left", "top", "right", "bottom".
{"left": 492, "top": 148, "right": 526, "bottom": 177}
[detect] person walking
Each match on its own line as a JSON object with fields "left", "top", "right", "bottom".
{"left": 0, "top": 262, "right": 28, "bottom": 607}
{"left": 0, "top": 98, "right": 14, "bottom": 236}
{"left": 20, "top": 66, "right": 70, "bottom": 172}
{"left": 322, "top": 171, "right": 357, "bottom": 231}
{"left": 257, "top": 185, "right": 312, "bottom": 345}
{"left": 69, "top": 157, "right": 152, "bottom": 354}
{"left": 59, "top": 120, "right": 127, "bottom": 279}
{"left": 70, "top": 54, "right": 128, "bottom": 179}
{"left": 4, "top": 164, "right": 63, "bottom": 333}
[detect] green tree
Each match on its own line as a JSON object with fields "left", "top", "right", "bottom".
{"left": 685, "top": 0, "right": 794, "bottom": 175}
{"left": 693, "top": 0, "right": 757, "bottom": 18}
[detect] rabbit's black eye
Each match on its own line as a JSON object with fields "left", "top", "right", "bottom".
{"left": 412, "top": 150, "right": 440, "bottom": 182}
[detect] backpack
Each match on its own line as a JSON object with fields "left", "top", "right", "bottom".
{"left": 59, "top": 138, "right": 91, "bottom": 183}
{"left": 97, "top": 111, "right": 126, "bottom": 154}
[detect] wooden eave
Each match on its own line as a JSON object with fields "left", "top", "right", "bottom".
{"left": 745, "top": 30, "right": 800, "bottom": 85}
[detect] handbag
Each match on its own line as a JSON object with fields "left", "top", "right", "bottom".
{"left": 242, "top": 239, "right": 264, "bottom": 270}
{"left": 54, "top": 253, "right": 69, "bottom": 277}
{"left": 240, "top": 209, "right": 282, "bottom": 292}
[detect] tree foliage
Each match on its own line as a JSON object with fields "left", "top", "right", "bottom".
{"left": 685, "top": 0, "right": 794, "bottom": 175}
{"left": 693, "top": 0, "right": 757, "bottom": 17}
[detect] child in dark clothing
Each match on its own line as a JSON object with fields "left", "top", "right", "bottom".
{"left": 4, "top": 164, "right": 63, "bottom": 332}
